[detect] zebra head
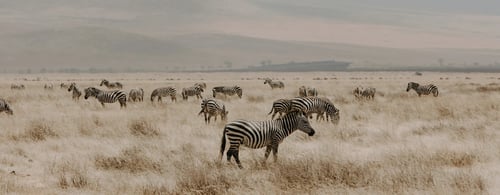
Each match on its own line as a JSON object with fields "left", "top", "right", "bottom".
{"left": 100, "top": 79, "right": 108, "bottom": 87}
{"left": 84, "top": 87, "right": 98, "bottom": 99}
{"left": 264, "top": 78, "right": 271, "bottom": 84}
{"left": 407, "top": 82, "right": 418, "bottom": 92}
{"left": 235, "top": 86, "right": 243, "bottom": 98}
{"left": 4, "top": 104, "right": 13, "bottom": 115}
{"left": 331, "top": 108, "right": 340, "bottom": 125}
{"left": 68, "top": 83, "right": 75, "bottom": 92}
{"left": 294, "top": 112, "right": 315, "bottom": 136}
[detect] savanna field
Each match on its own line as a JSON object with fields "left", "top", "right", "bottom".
{"left": 0, "top": 72, "right": 499, "bottom": 194}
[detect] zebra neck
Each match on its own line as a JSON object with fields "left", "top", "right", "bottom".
{"left": 278, "top": 114, "right": 299, "bottom": 135}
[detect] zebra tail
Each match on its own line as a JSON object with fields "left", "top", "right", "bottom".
{"left": 219, "top": 128, "right": 227, "bottom": 161}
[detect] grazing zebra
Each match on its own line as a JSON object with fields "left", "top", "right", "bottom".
{"left": 128, "top": 88, "right": 144, "bottom": 102}
{"left": 353, "top": 86, "right": 376, "bottom": 100}
{"left": 100, "top": 79, "right": 123, "bottom": 89}
{"left": 268, "top": 98, "right": 291, "bottom": 119}
{"left": 0, "top": 98, "right": 13, "bottom": 115}
{"left": 212, "top": 86, "right": 243, "bottom": 99}
{"left": 182, "top": 86, "right": 204, "bottom": 100}
{"left": 298, "top": 86, "right": 318, "bottom": 97}
{"left": 44, "top": 84, "right": 53, "bottom": 90}
{"left": 194, "top": 82, "right": 207, "bottom": 90}
{"left": 264, "top": 78, "right": 285, "bottom": 89}
{"left": 406, "top": 82, "right": 439, "bottom": 97}
{"left": 198, "top": 99, "right": 228, "bottom": 124}
{"left": 11, "top": 84, "right": 25, "bottom": 90}
{"left": 84, "top": 87, "right": 127, "bottom": 108}
{"left": 67, "top": 83, "right": 82, "bottom": 101}
{"left": 290, "top": 97, "right": 340, "bottom": 124}
{"left": 219, "top": 111, "right": 315, "bottom": 168}
{"left": 150, "top": 87, "right": 177, "bottom": 103}
{"left": 60, "top": 83, "right": 69, "bottom": 89}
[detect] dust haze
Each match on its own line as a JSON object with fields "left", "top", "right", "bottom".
{"left": 1, "top": 0, "right": 500, "bottom": 72}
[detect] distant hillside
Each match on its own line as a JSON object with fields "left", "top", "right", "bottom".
{"left": 1, "top": 27, "right": 500, "bottom": 73}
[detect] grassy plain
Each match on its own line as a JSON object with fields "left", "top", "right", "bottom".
{"left": 0, "top": 72, "right": 499, "bottom": 194}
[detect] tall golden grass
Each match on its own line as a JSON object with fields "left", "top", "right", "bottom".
{"left": 0, "top": 72, "right": 499, "bottom": 194}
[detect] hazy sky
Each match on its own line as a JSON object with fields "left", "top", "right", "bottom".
{"left": 1, "top": 0, "right": 499, "bottom": 48}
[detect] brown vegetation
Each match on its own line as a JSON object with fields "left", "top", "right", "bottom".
{"left": 0, "top": 72, "right": 498, "bottom": 194}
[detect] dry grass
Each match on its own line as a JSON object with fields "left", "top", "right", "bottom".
{"left": 0, "top": 72, "right": 499, "bottom": 194}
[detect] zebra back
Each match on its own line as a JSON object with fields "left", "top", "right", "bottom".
{"left": 151, "top": 87, "right": 177, "bottom": 102}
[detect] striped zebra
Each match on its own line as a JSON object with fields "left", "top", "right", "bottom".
{"left": 84, "top": 87, "right": 127, "bottom": 108}
{"left": 151, "top": 87, "right": 177, "bottom": 103}
{"left": 194, "top": 82, "right": 207, "bottom": 90}
{"left": 198, "top": 99, "right": 228, "bottom": 124}
{"left": 67, "top": 83, "right": 82, "bottom": 101}
{"left": 129, "top": 88, "right": 144, "bottom": 102}
{"left": 406, "top": 82, "right": 439, "bottom": 97}
{"left": 219, "top": 111, "right": 315, "bottom": 168}
{"left": 182, "top": 86, "right": 204, "bottom": 100}
{"left": 0, "top": 98, "right": 13, "bottom": 115}
{"left": 353, "top": 86, "right": 376, "bottom": 100}
{"left": 298, "top": 86, "right": 318, "bottom": 97}
{"left": 60, "top": 83, "right": 69, "bottom": 89}
{"left": 44, "top": 84, "right": 53, "bottom": 90}
{"left": 268, "top": 98, "right": 291, "bottom": 119}
{"left": 212, "top": 86, "right": 243, "bottom": 99}
{"left": 100, "top": 79, "right": 123, "bottom": 89}
{"left": 264, "top": 78, "right": 285, "bottom": 89}
{"left": 290, "top": 97, "right": 340, "bottom": 124}
{"left": 11, "top": 84, "right": 25, "bottom": 90}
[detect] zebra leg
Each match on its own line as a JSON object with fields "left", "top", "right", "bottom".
{"left": 264, "top": 146, "right": 272, "bottom": 162}
{"left": 233, "top": 150, "right": 243, "bottom": 169}
{"left": 272, "top": 144, "right": 279, "bottom": 162}
{"left": 101, "top": 102, "right": 105, "bottom": 107}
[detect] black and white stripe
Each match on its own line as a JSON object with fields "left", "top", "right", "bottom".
{"left": 212, "top": 86, "right": 243, "bottom": 99}
{"left": 129, "top": 88, "right": 144, "bottom": 102}
{"left": 67, "top": 83, "right": 82, "bottom": 101}
{"left": 353, "top": 86, "right": 376, "bottom": 100}
{"left": 0, "top": 98, "right": 13, "bottom": 115}
{"left": 11, "top": 84, "right": 25, "bottom": 90}
{"left": 44, "top": 84, "right": 53, "bottom": 90}
{"left": 198, "top": 99, "right": 228, "bottom": 124}
{"left": 194, "top": 82, "right": 207, "bottom": 90}
{"left": 84, "top": 87, "right": 127, "bottom": 108}
{"left": 219, "top": 111, "right": 315, "bottom": 168}
{"left": 100, "top": 79, "right": 123, "bottom": 89}
{"left": 290, "top": 97, "right": 340, "bottom": 124}
{"left": 150, "top": 87, "right": 177, "bottom": 103}
{"left": 406, "top": 82, "right": 439, "bottom": 97}
{"left": 182, "top": 86, "right": 204, "bottom": 100}
{"left": 264, "top": 78, "right": 285, "bottom": 89}
{"left": 268, "top": 98, "right": 291, "bottom": 119}
{"left": 298, "top": 86, "right": 318, "bottom": 97}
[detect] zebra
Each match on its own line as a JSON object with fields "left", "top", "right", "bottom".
{"left": 212, "top": 86, "right": 243, "bottom": 99}
{"left": 264, "top": 78, "right": 285, "bottom": 89}
{"left": 0, "top": 98, "right": 13, "bottom": 115}
{"left": 84, "top": 87, "right": 127, "bottom": 108}
{"left": 298, "top": 86, "right": 318, "bottom": 97}
{"left": 182, "top": 86, "right": 204, "bottom": 100}
{"left": 353, "top": 86, "right": 376, "bottom": 100}
{"left": 150, "top": 87, "right": 177, "bottom": 103}
{"left": 60, "top": 83, "right": 69, "bottom": 89}
{"left": 268, "top": 98, "right": 291, "bottom": 119}
{"left": 219, "top": 111, "right": 315, "bottom": 168}
{"left": 406, "top": 82, "right": 439, "bottom": 97}
{"left": 44, "top": 84, "right": 53, "bottom": 90}
{"left": 194, "top": 82, "right": 207, "bottom": 90}
{"left": 11, "top": 84, "right": 25, "bottom": 90}
{"left": 67, "top": 83, "right": 82, "bottom": 101}
{"left": 198, "top": 99, "right": 228, "bottom": 124}
{"left": 128, "top": 88, "right": 144, "bottom": 102}
{"left": 100, "top": 79, "right": 123, "bottom": 89}
{"left": 290, "top": 97, "right": 340, "bottom": 124}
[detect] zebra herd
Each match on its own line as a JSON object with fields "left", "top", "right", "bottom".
{"left": 1, "top": 79, "right": 442, "bottom": 169}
